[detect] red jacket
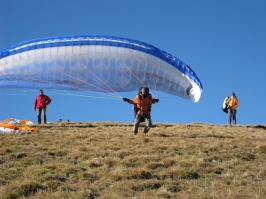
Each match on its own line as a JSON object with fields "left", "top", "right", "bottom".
{"left": 34, "top": 94, "right": 52, "bottom": 110}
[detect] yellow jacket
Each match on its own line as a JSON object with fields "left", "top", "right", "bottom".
{"left": 226, "top": 97, "right": 239, "bottom": 109}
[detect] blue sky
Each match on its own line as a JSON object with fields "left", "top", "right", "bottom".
{"left": 1, "top": 0, "right": 265, "bottom": 125}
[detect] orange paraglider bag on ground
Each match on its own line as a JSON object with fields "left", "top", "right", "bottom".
{"left": 0, "top": 124, "right": 37, "bottom": 134}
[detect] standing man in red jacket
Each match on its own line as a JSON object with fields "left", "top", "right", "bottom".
{"left": 34, "top": 90, "right": 52, "bottom": 124}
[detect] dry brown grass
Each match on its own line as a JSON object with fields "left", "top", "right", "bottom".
{"left": 0, "top": 122, "right": 266, "bottom": 199}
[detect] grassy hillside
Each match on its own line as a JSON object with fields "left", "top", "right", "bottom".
{"left": 0, "top": 122, "right": 266, "bottom": 199}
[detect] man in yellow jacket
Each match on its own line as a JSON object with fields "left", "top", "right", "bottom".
{"left": 226, "top": 92, "right": 239, "bottom": 124}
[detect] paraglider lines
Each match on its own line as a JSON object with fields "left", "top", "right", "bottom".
{"left": 83, "top": 67, "right": 122, "bottom": 98}
{"left": 158, "top": 83, "right": 173, "bottom": 98}
{"left": 151, "top": 73, "right": 159, "bottom": 98}
{"left": 0, "top": 88, "right": 120, "bottom": 100}
{"left": 56, "top": 70, "right": 120, "bottom": 98}
{"left": 126, "top": 67, "right": 146, "bottom": 89}
{"left": 126, "top": 67, "right": 160, "bottom": 98}
{"left": 24, "top": 77, "right": 119, "bottom": 99}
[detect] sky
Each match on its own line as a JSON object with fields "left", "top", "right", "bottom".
{"left": 0, "top": 0, "right": 266, "bottom": 125}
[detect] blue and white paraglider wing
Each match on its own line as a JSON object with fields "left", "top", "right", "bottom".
{"left": 0, "top": 35, "right": 203, "bottom": 102}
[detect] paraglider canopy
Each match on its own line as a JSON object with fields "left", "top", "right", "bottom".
{"left": 0, "top": 35, "right": 203, "bottom": 102}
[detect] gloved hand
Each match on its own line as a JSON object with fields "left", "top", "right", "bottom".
{"left": 123, "top": 98, "right": 130, "bottom": 102}
{"left": 154, "top": 99, "right": 159, "bottom": 103}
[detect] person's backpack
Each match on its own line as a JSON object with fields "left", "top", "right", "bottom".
{"left": 222, "top": 96, "right": 230, "bottom": 113}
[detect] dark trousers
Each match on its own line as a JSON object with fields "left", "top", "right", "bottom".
{"left": 37, "top": 107, "right": 47, "bottom": 124}
{"left": 228, "top": 109, "right": 237, "bottom": 124}
{"left": 133, "top": 114, "right": 152, "bottom": 134}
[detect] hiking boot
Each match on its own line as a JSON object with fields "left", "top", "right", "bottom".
{"left": 143, "top": 127, "right": 149, "bottom": 134}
